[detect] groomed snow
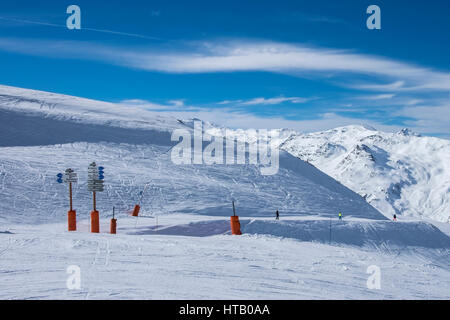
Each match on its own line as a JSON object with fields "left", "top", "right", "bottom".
{"left": 1, "top": 214, "right": 449, "bottom": 299}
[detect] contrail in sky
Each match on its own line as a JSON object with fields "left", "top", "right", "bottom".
{"left": 0, "top": 16, "right": 162, "bottom": 41}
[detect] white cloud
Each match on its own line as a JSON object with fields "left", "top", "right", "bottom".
{"left": 219, "top": 96, "right": 310, "bottom": 106}
{"left": 242, "top": 97, "right": 310, "bottom": 105}
{"left": 360, "top": 94, "right": 395, "bottom": 100}
{"left": 118, "top": 98, "right": 402, "bottom": 133}
{"left": 393, "top": 104, "right": 450, "bottom": 136}
{"left": 1, "top": 38, "right": 450, "bottom": 92}
{"left": 125, "top": 41, "right": 450, "bottom": 92}
{"left": 351, "top": 81, "right": 406, "bottom": 91}
{"left": 120, "top": 99, "right": 191, "bottom": 111}
{"left": 167, "top": 99, "right": 185, "bottom": 107}
{"left": 118, "top": 96, "right": 450, "bottom": 137}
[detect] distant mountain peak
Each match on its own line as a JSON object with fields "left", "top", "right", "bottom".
{"left": 332, "top": 124, "right": 377, "bottom": 132}
{"left": 278, "top": 124, "right": 450, "bottom": 222}
{"left": 397, "top": 128, "right": 421, "bottom": 137}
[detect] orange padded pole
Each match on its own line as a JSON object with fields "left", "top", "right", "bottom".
{"left": 91, "top": 210, "right": 100, "bottom": 233}
{"left": 230, "top": 216, "right": 242, "bottom": 235}
{"left": 110, "top": 218, "right": 117, "bottom": 234}
{"left": 68, "top": 210, "right": 76, "bottom": 231}
{"left": 132, "top": 204, "right": 140, "bottom": 217}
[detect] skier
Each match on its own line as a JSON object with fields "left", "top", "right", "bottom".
{"left": 338, "top": 212, "right": 342, "bottom": 220}
{"left": 393, "top": 214, "right": 397, "bottom": 221}
{"left": 276, "top": 210, "right": 279, "bottom": 220}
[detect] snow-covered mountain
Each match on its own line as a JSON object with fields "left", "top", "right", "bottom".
{"left": 0, "top": 84, "right": 383, "bottom": 224}
{"left": 2, "top": 83, "right": 447, "bottom": 224}
{"left": 279, "top": 125, "right": 450, "bottom": 223}
{"left": 1, "top": 85, "right": 449, "bottom": 299}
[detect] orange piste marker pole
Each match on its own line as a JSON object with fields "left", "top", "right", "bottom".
{"left": 230, "top": 201, "right": 242, "bottom": 235}
{"left": 68, "top": 210, "right": 77, "bottom": 231}
{"left": 91, "top": 210, "right": 100, "bottom": 233}
{"left": 132, "top": 204, "right": 140, "bottom": 217}
{"left": 91, "top": 191, "right": 99, "bottom": 233}
{"left": 110, "top": 218, "right": 117, "bottom": 234}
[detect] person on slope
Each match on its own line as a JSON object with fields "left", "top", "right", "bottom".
{"left": 338, "top": 212, "right": 342, "bottom": 220}
{"left": 276, "top": 210, "right": 279, "bottom": 220}
{"left": 393, "top": 214, "right": 397, "bottom": 221}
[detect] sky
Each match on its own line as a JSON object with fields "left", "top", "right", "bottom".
{"left": 0, "top": 0, "right": 450, "bottom": 137}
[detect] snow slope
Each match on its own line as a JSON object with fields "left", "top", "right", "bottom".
{"left": 1, "top": 215, "right": 449, "bottom": 299}
{"left": 0, "top": 142, "right": 383, "bottom": 225}
{"left": 0, "top": 85, "right": 182, "bottom": 134}
{"left": 0, "top": 85, "right": 383, "bottom": 224}
{"left": 0, "top": 85, "right": 449, "bottom": 299}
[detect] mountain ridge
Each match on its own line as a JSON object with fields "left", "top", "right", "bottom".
{"left": 279, "top": 125, "right": 450, "bottom": 222}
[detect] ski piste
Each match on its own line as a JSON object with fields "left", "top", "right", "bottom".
{"left": 0, "top": 84, "right": 449, "bottom": 300}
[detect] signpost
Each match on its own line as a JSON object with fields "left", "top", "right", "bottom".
{"left": 88, "top": 162, "right": 105, "bottom": 233}
{"left": 57, "top": 168, "right": 78, "bottom": 231}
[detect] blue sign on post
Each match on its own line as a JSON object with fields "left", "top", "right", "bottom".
{"left": 57, "top": 173, "right": 63, "bottom": 183}
{"left": 98, "top": 166, "right": 105, "bottom": 180}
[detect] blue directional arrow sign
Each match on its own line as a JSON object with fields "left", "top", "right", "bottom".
{"left": 98, "top": 166, "right": 105, "bottom": 180}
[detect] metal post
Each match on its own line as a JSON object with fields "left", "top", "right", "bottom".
{"left": 232, "top": 200, "right": 236, "bottom": 216}
{"left": 93, "top": 191, "right": 96, "bottom": 211}
{"left": 329, "top": 217, "right": 332, "bottom": 245}
{"left": 69, "top": 182, "right": 73, "bottom": 212}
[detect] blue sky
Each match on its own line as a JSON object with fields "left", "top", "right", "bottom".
{"left": 0, "top": 0, "right": 450, "bottom": 137}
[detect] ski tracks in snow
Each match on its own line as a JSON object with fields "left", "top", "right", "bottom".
{"left": 84, "top": 238, "right": 111, "bottom": 299}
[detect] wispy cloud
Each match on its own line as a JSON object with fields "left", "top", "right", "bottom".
{"left": 1, "top": 37, "right": 450, "bottom": 92}
{"left": 119, "top": 98, "right": 403, "bottom": 133}
{"left": 219, "top": 96, "right": 311, "bottom": 106}
{"left": 393, "top": 103, "right": 450, "bottom": 136}
{"left": 351, "top": 81, "right": 405, "bottom": 91}
{"left": 125, "top": 41, "right": 450, "bottom": 92}
{"left": 359, "top": 94, "right": 396, "bottom": 100}
{"left": 118, "top": 94, "right": 450, "bottom": 137}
